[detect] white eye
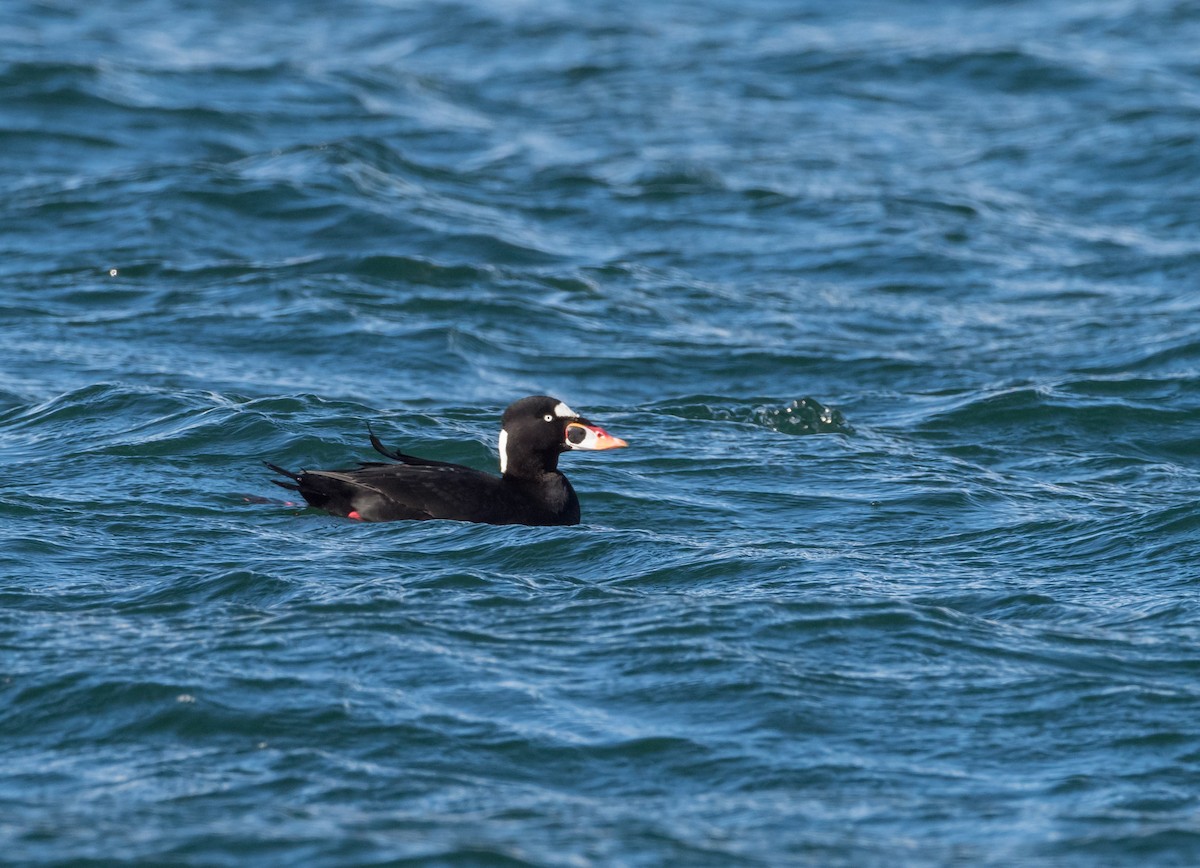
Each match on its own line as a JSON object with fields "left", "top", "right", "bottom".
{"left": 543, "top": 414, "right": 554, "bottom": 422}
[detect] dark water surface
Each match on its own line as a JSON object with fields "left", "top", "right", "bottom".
{"left": 3, "top": 1, "right": 1200, "bottom": 864}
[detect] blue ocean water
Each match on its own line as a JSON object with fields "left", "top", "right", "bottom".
{"left": 3, "top": 0, "right": 1200, "bottom": 864}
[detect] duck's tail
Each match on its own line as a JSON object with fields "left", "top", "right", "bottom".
{"left": 264, "top": 461, "right": 302, "bottom": 492}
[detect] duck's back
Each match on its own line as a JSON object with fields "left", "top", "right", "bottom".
{"left": 290, "top": 462, "right": 580, "bottom": 525}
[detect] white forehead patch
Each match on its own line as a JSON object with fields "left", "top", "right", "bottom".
{"left": 498, "top": 428, "right": 509, "bottom": 474}
{"left": 553, "top": 402, "right": 577, "bottom": 419}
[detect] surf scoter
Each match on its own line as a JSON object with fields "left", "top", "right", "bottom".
{"left": 266, "top": 395, "right": 627, "bottom": 525}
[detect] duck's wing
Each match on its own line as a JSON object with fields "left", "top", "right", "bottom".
{"left": 271, "top": 461, "right": 510, "bottom": 523}
{"left": 367, "top": 425, "right": 468, "bottom": 469}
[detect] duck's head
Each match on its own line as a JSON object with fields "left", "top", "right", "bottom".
{"left": 498, "top": 395, "right": 627, "bottom": 477}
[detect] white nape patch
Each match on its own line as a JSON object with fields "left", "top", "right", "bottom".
{"left": 553, "top": 401, "right": 577, "bottom": 419}
{"left": 498, "top": 428, "right": 509, "bottom": 474}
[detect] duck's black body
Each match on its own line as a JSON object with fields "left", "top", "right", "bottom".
{"left": 267, "top": 396, "right": 626, "bottom": 526}
{"left": 268, "top": 458, "right": 580, "bottom": 525}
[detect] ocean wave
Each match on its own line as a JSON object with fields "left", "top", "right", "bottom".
{"left": 650, "top": 396, "right": 853, "bottom": 435}
{"left": 5, "top": 0, "right": 1200, "bottom": 863}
